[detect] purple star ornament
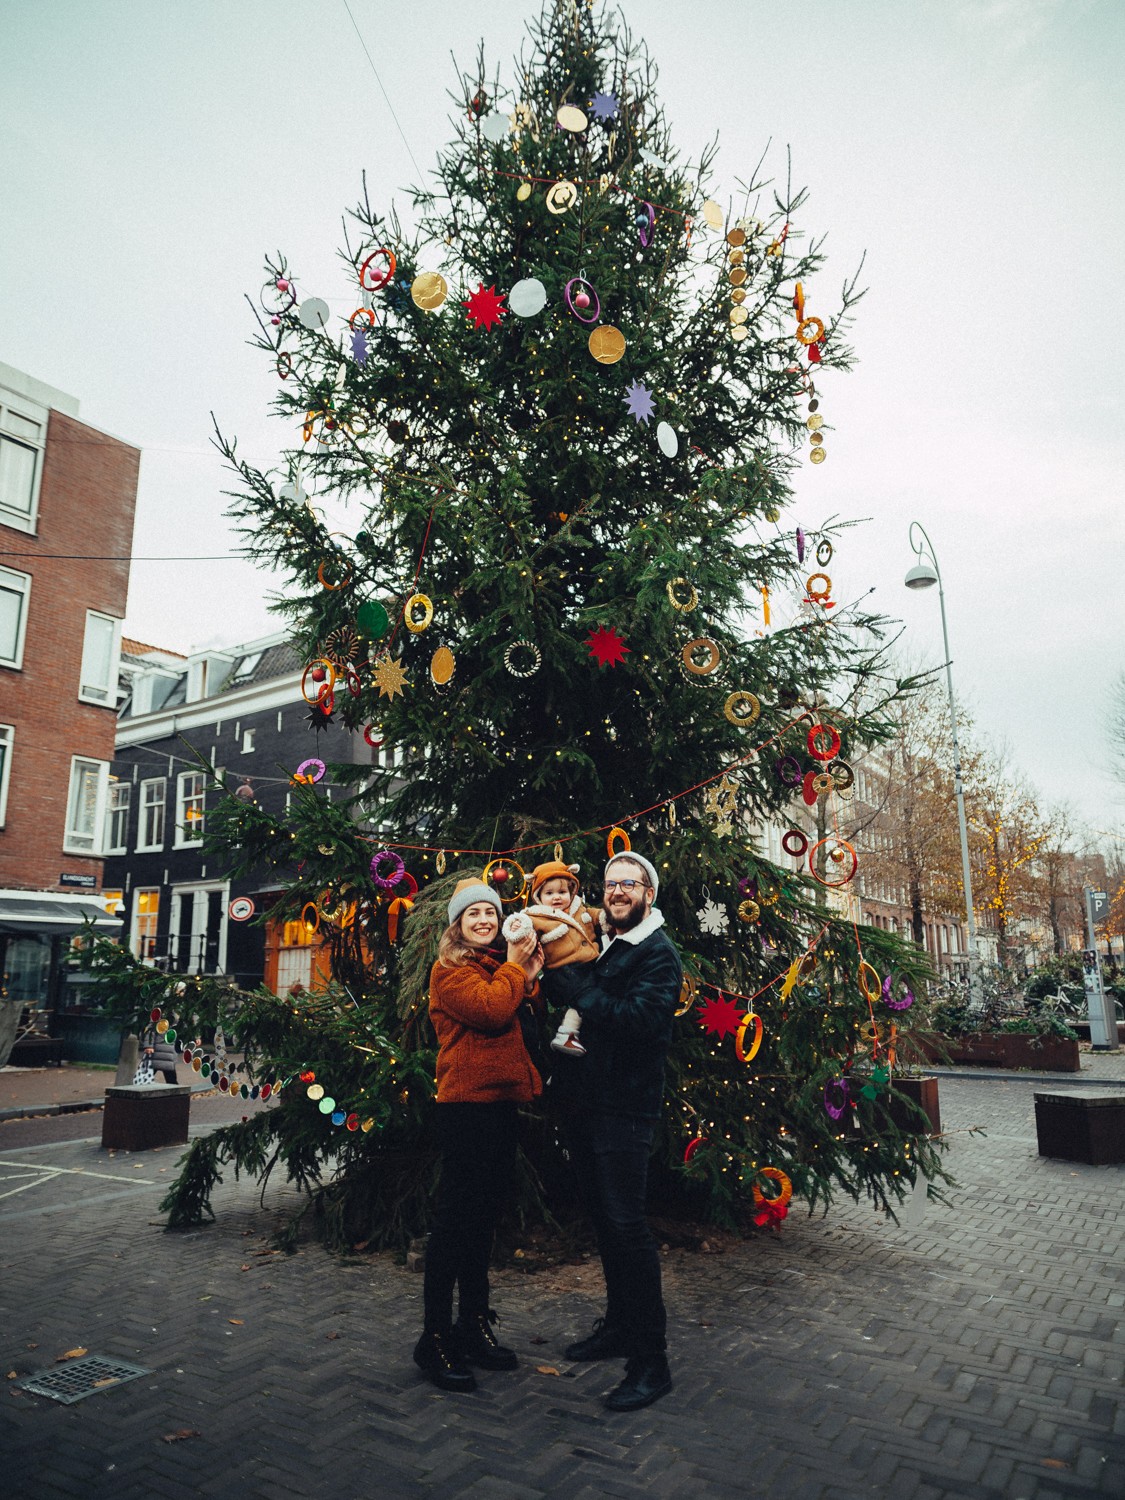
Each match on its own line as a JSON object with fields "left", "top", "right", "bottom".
{"left": 351, "top": 328, "right": 369, "bottom": 366}
{"left": 624, "top": 380, "right": 656, "bottom": 425}
{"left": 590, "top": 91, "right": 618, "bottom": 121}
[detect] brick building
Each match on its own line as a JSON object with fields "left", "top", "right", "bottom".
{"left": 0, "top": 360, "right": 138, "bottom": 1053}
{"left": 105, "top": 632, "right": 378, "bottom": 994}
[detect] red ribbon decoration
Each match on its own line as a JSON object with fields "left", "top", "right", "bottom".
{"left": 753, "top": 1197, "right": 789, "bottom": 1227}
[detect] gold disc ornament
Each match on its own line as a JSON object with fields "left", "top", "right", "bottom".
{"left": 546, "top": 179, "right": 579, "bottom": 214}
{"left": 411, "top": 272, "right": 448, "bottom": 311}
{"left": 556, "top": 104, "right": 588, "bottom": 132}
{"left": 429, "top": 645, "right": 455, "bottom": 686}
{"left": 588, "top": 325, "right": 626, "bottom": 364}
{"left": 701, "top": 199, "right": 723, "bottom": 228}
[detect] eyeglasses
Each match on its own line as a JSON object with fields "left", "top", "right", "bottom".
{"left": 603, "top": 878, "right": 650, "bottom": 893}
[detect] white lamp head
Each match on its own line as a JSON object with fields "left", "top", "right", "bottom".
{"left": 904, "top": 561, "right": 938, "bottom": 591}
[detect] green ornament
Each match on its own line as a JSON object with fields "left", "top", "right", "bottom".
{"left": 357, "top": 599, "right": 389, "bottom": 638}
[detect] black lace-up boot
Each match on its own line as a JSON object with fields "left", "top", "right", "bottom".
{"left": 412, "top": 1330, "right": 477, "bottom": 1392}
{"left": 453, "top": 1309, "right": 519, "bottom": 1370}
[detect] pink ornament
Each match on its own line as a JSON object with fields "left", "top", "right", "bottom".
{"left": 276, "top": 278, "right": 290, "bottom": 291}
{"left": 575, "top": 290, "right": 590, "bottom": 310}
{"left": 271, "top": 316, "right": 280, "bottom": 325}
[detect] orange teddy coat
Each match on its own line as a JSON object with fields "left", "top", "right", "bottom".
{"left": 429, "top": 950, "right": 544, "bottom": 1105}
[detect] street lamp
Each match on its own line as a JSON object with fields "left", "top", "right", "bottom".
{"left": 905, "top": 522, "right": 982, "bottom": 1005}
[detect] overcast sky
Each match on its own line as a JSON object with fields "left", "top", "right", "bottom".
{"left": 2, "top": 0, "right": 1122, "bottom": 832}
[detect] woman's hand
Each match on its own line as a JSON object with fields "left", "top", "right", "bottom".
{"left": 506, "top": 930, "right": 537, "bottom": 970}
{"left": 522, "top": 942, "right": 545, "bottom": 987}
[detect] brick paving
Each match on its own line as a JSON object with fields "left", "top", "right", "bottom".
{"left": 0, "top": 1060, "right": 1122, "bottom": 1500}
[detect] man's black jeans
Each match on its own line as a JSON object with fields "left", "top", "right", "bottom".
{"left": 564, "top": 1110, "right": 667, "bottom": 1356}
{"left": 423, "top": 1100, "right": 519, "bottom": 1333}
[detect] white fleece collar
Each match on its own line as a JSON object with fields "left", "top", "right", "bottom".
{"left": 601, "top": 906, "right": 665, "bottom": 949}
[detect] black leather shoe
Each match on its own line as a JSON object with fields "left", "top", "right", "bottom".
{"left": 604, "top": 1355, "right": 672, "bottom": 1412}
{"left": 454, "top": 1310, "right": 519, "bottom": 1371}
{"left": 565, "top": 1317, "right": 630, "bottom": 1362}
{"left": 413, "top": 1331, "right": 477, "bottom": 1392}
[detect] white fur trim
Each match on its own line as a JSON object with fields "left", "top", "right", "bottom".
{"left": 540, "top": 922, "right": 569, "bottom": 944}
{"left": 502, "top": 911, "right": 534, "bottom": 942}
{"left": 605, "top": 907, "right": 666, "bottom": 947}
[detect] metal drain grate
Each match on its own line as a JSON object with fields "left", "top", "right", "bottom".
{"left": 16, "top": 1354, "right": 150, "bottom": 1404}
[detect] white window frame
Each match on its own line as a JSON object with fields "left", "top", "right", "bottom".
{"left": 0, "top": 722, "right": 12, "bottom": 826}
{"left": 131, "top": 887, "right": 161, "bottom": 964}
{"left": 78, "top": 610, "right": 123, "bottom": 706}
{"left": 0, "top": 397, "right": 46, "bottom": 534}
{"left": 241, "top": 728, "right": 255, "bottom": 753}
{"left": 137, "top": 777, "right": 166, "bottom": 852}
{"left": 105, "top": 779, "right": 131, "bottom": 855}
{"left": 175, "top": 769, "right": 206, "bottom": 847}
{"left": 63, "top": 755, "right": 110, "bottom": 856}
{"left": 0, "top": 564, "right": 31, "bottom": 670}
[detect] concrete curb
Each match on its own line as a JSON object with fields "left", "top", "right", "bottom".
{"left": 928, "top": 1066, "right": 1125, "bottom": 1087}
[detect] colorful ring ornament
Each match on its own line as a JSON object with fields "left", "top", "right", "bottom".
{"left": 809, "top": 837, "right": 858, "bottom": 887}
{"left": 301, "top": 902, "right": 321, "bottom": 932}
{"left": 796, "top": 316, "right": 825, "bottom": 346}
{"left": 606, "top": 826, "right": 632, "bottom": 858}
{"left": 317, "top": 558, "right": 353, "bottom": 592}
{"left": 301, "top": 659, "right": 337, "bottom": 704}
{"left": 675, "top": 974, "right": 699, "bottom": 1017}
{"left": 404, "top": 593, "right": 434, "bottom": 633}
{"left": 737, "top": 899, "right": 760, "bottom": 924}
{"left": 294, "top": 758, "right": 326, "bottom": 784}
{"left": 724, "top": 691, "right": 761, "bottom": 726}
{"left": 816, "top": 538, "right": 833, "bottom": 567}
{"left": 369, "top": 848, "right": 406, "bottom": 889}
{"left": 276, "top": 352, "right": 292, "bottom": 380}
{"left": 807, "top": 723, "right": 841, "bottom": 761}
{"left": 682, "top": 637, "right": 721, "bottom": 676}
{"left": 666, "top": 577, "right": 699, "bottom": 613}
{"left": 735, "top": 1011, "right": 763, "bottom": 1062}
{"left": 503, "top": 639, "right": 542, "bottom": 677}
{"left": 774, "top": 755, "right": 803, "bottom": 788}
{"left": 638, "top": 201, "right": 656, "bottom": 248}
{"left": 824, "top": 1077, "right": 850, "bottom": 1121}
{"left": 752, "top": 1167, "right": 792, "bottom": 1208}
{"left": 344, "top": 665, "right": 362, "bottom": 698}
{"left": 811, "top": 771, "right": 834, "bottom": 796}
{"left": 858, "top": 961, "right": 882, "bottom": 1005}
{"left": 348, "top": 306, "right": 375, "bottom": 330}
{"left": 805, "top": 573, "right": 832, "bottom": 603}
{"left": 482, "top": 857, "right": 527, "bottom": 903}
{"left": 359, "top": 248, "right": 396, "bottom": 290}
{"left": 781, "top": 828, "right": 809, "bottom": 857}
{"left": 830, "top": 759, "right": 855, "bottom": 791}
{"left": 563, "top": 277, "right": 601, "bottom": 324}
{"left": 882, "top": 972, "right": 915, "bottom": 1011}
{"left": 363, "top": 724, "right": 384, "bottom": 749}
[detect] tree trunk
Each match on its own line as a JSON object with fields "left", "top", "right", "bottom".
{"left": 910, "top": 878, "right": 925, "bottom": 949}
{"left": 0, "top": 1000, "right": 22, "bottom": 1068}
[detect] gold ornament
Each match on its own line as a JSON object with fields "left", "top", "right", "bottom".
{"left": 723, "top": 691, "right": 761, "bottom": 726}
{"left": 436, "top": 849, "right": 447, "bottom": 874}
{"left": 546, "top": 179, "right": 579, "bottom": 214}
{"left": 556, "top": 104, "right": 588, "bottom": 132}
{"left": 404, "top": 593, "right": 434, "bottom": 633}
{"left": 810, "top": 447, "right": 827, "bottom": 464}
{"left": 807, "top": 413, "right": 824, "bottom": 431}
{"left": 411, "top": 272, "right": 448, "bottom": 311}
{"left": 430, "top": 646, "right": 455, "bottom": 686}
{"left": 665, "top": 577, "right": 698, "bottom": 613}
{"left": 701, "top": 199, "right": 723, "bottom": 229}
{"left": 682, "top": 637, "right": 722, "bottom": 676}
{"left": 703, "top": 773, "right": 738, "bottom": 836}
{"left": 372, "top": 654, "right": 409, "bottom": 701}
{"left": 797, "top": 316, "right": 825, "bottom": 345}
{"left": 588, "top": 325, "right": 626, "bottom": 364}
{"left": 738, "top": 899, "right": 760, "bottom": 924}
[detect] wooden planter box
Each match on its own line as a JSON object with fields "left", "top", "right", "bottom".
{"left": 920, "top": 1032, "right": 1080, "bottom": 1073}
{"left": 886, "top": 1076, "right": 942, "bottom": 1135}
{"left": 1034, "top": 1090, "right": 1125, "bottom": 1165}
{"left": 101, "top": 1085, "right": 190, "bottom": 1151}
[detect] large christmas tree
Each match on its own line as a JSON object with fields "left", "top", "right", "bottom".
{"left": 120, "top": 0, "right": 947, "bottom": 1248}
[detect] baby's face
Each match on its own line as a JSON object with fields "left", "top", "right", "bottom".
{"left": 539, "top": 878, "right": 574, "bottom": 911}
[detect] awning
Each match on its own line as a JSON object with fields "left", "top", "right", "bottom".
{"left": 0, "top": 891, "right": 122, "bottom": 937}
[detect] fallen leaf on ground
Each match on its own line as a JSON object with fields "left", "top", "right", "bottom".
{"left": 326, "top": 1332, "right": 340, "bottom": 1340}
{"left": 1042, "top": 1460, "right": 1070, "bottom": 1470}
{"left": 161, "top": 1429, "right": 202, "bottom": 1444}
{"left": 530, "top": 1336, "right": 547, "bottom": 1345}
{"left": 535, "top": 1365, "right": 560, "bottom": 1377}
{"left": 228, "top": 1319, "right": 244, "bottom": 1326}
{"left": 26, "top": 1344, "right": 37, "bottom": 1350}
{"left": 93, "top": 1377, "right": 118, "bottom": 1388}
{"left": 352, "top": 1240, "right": 369, "bottom": 1252}
{"left": 239, "top": 1265, "right": 251, "bottom": 1272}
{"left": 6, "top": 1371, "right": 17, "bottom": 1380}
{"left": 55, "top": 1348, "right": 87, "bottom": 1363}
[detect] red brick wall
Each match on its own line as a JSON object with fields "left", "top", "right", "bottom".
{"left": 0, "top": 409, "right": 139, "bottom": 892}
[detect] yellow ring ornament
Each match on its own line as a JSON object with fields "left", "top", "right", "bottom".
{"left": 796, "top": 316, "right": 825, "bottom": 346}
{"left": 735, "top": 1012, "right": 763, "bottom": 1062}
{"left": 606, "top": 826, "right": 632, "bottom": 858}
{"left": 666, "top": 577, "right": 699, "bottom": 613}
{"left": 723, "top": 691, "right": 761, "bottom": 726}
{"left": 682, "top": 638, "right": 722, "bottom": 676}
{"left": 404, "top": 593, "right": 434, "bottom": 634}
{"left": 752, "top": 1167, "right": 792, "bottom": 1208}
{"left": 858, "top": 961, "right": 882, "bottom": 1005}
{"left": 482, "top": 857, "right": 527, "bottom": 904}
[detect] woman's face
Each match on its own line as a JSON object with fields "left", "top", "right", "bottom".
{"left": 460, "top": 901, "right": 499, "bottom": 947}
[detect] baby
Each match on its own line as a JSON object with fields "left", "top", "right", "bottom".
{"left": 501, "top": 860, "right": 600, "bottom": 1056}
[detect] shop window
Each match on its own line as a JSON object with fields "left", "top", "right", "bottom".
{"left": 131, "top": 888, "right": 161, "bottom": 962}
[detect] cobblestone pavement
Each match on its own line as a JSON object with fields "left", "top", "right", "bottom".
{"left": 0, "top": 1063, "right": 1122, "bottom": 1500}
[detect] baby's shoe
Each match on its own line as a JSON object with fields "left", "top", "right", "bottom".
{"left": 551, "top": 1030, "right": 586, "bottom": 1056}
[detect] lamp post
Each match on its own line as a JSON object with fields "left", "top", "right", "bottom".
{"left": 904, "top": 522, "right": 981, "bottom": 1005}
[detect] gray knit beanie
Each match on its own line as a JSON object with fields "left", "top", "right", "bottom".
{"left": 447, "top": 878, "right": 503, "bottom": 926}
{"left": 604, "top": 851, "right": 659, "bottom": 899}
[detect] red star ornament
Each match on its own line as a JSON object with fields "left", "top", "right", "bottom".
{"left": 586, "top": 624, "right": 630, "bottom": 668}
{"left": 696, "top": 992, "right": 745, "bottom": 1040}
{"left": 462, "top": 283, "right": 507, "bottom": 330}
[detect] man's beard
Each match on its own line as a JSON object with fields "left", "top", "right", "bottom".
{"left": 604, "top": 889, "right": 649, "bottom": 932}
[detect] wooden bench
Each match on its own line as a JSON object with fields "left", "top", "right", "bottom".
{"left": 9, "top": 1035, "right": 66, "bottom": 1067}
{"left": 101, "top": 1085, "right": 191, "bottom": 1152}
{"left": 1034, "top": 1090, "right": 1125, "bottom": 1166}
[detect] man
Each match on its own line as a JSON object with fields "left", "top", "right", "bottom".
{"left": 561, "top": 850, "right": 682, "bottom": 1412}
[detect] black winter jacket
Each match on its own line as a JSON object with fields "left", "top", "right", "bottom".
{"left": 566, "top": 915, "right": 682, "bottom": 1120}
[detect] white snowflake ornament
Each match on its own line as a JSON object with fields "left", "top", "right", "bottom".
{"left": 696, "top": 892, "right": 729, "bottom": 936}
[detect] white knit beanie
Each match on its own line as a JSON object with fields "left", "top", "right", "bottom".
{"left": 604, "top": 851, "right": 659, "bottom": 899}
{"left": 447, "top": 879, "right": 502, "bottom": 925}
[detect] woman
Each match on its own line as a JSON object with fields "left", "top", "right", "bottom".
{"left": 413, "top": 877, "right": 544, "bottom": 1393}
{"left": 140, "top": 1024, "right": 179, "bottom": 1084}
